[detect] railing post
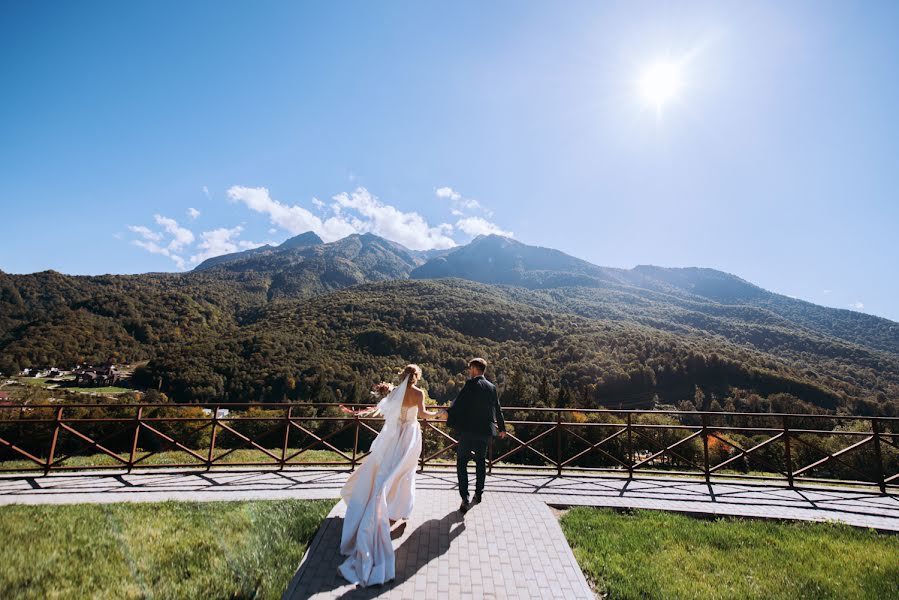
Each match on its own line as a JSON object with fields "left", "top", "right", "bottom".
{"left": 419, "top": 418, "right": 425, "bottom": 473}
{"left": 280, "top": 406, "right": 292, "bottom": 470}
{"left": 127, "top": 406, "right": 143, "bottom": 473}
{"left": 351, "top": 414, "right": 360, "bottom": 471}
{"left": 556, "top": 409, "right": 563, "bottom": 477}
{"left": 627, "top": 413, "right": 634, "bottom": 478}
{"left": 783, "top": 415, "right": 794, "bottom": 487}
{"left": 872, "top": 418, "right": 886, "bottom": 494}
{"left": 206, "top": 405, "right": 219, "bottom": 471}
{"left": 45, "top": 406, "right": 64, "bottom": 476}
{"left": 701, "top": 413, "right": 710, "bottom": 483}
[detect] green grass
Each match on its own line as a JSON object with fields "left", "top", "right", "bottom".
{"left": 7, "top": 376, "right": 131, "bottom": 394}
{"left": 15, "top": 377, "right": 53, "bottom": 387}
{"left": 560, "top": 507, "right": 899, "bottom": 600}
{"left": 0, "top": 448, "right": 347, "bottom": 472}
{"left": 0, "top": 499, "right": 334, "bottom": 599}
{"left": 63, "top": 385, "right": 133, "bottom": 394}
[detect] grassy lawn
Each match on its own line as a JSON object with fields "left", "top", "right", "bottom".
{"left": 62, "top": 385, "right": 133, "bottom": 394}
{"left": 15, "top": 377, "right": 54, "bottom": 387}
{"left": 0, "top": 499, "right": 334, "bottom": 599}
{"left": 6, "top": 376, "right": 131, "bottom": 394}
{"left": 560, "top": 507, "right": 899, "bottom": 600}
{"left": 0, "top": 448, "right": 347, "bottom": 472}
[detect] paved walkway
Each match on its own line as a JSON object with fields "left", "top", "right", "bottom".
{"left": 282, "top": 489, "right": 592, "bottom": 599}
{"left": 2, "top": 468, "right": 898, "bottom": 599}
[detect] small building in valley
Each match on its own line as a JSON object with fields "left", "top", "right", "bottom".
{"left": 73, "top": 365, "right": 119, "bottom": 387}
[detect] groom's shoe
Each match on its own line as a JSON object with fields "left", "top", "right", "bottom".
{"left": 472, "top": 493, "right": 483, "bottom": 505}
{"left": 459, "top": 498, "right": 471, "bottom": 513}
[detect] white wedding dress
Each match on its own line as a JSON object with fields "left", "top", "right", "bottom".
{"left": 338, "top": 375, "right": 421, "bottom": 586}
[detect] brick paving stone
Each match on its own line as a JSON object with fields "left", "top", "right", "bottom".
{"left": 277, "top": 488, "right": 593, "bottom": 599}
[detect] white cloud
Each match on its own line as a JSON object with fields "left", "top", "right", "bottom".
{"left": 132, "top": 240, "right": 186, "bottom": 270}
{"left": 228, "top": 185, "right": 457, "bottom": 251}
{"left": 455, "top": 216, "right": 514, "bottom": 238}
{"left": 332, "top": 187, "right": 457, "bottom": 250}
{"left": 436, "top": 186, "right": 462, "bottom": 202}
{"left": 202, "top": 186, "right": 211, "bottom": 199}
{"left": 227, "top": 186, "right": 358, "bottom": 242}
{"left": 154, "top": 215, "right": 195, "bottom": 252}
{"left": 435, "top": 186, "right": 489, "bottom": 215}
{"left": 126, "top": 182, "right": 515, "bottom": 267}
{"left": 848, "top": 301, "right": 865, "bottom": 310}
{"left": 189, "top": 225, "right": 267, "bottom": 265}
{"left": 127, "top": 215, "right": 195, "bottom": 269}
{"left": 128, "top": 225, "right": 163, "bottom": 242}
{"left": 112, "top": 232, "right": 123, "bottom": 240}
{"left": 823, "top": 289, "right": 832, "bottom": 295}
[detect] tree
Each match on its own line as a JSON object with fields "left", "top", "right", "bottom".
{"left": 694, "top": 385, "right": 706, "bottom": 411}
{"left": 537, "top": 375, "right": 551, "bottom": 406}
{"left": 556, "top": 384, "right": 571, "bottom": 409}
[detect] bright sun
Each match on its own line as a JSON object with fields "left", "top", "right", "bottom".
{"left": 639, "top": 60, "right": 684, "bottom": 112}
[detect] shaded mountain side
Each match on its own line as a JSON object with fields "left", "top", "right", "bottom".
{"left": 411, "top": 234, "right": 625, "bottom": 287}
{"left": 524, "top": 286, "right": 896, "bottom": 377}
{"left": 192, "top": 244, "right": 278, "bottom": 271}
{"left": 194, "top": 231, "right": 324, "bottom": 271}
{"left": 411, "top": 235, "right": 899, "bottom": 355}
{"left": 624, "top": 265, "right": 899, "bottom": 355}
{"left": 194, "top": 233, "right": 425, "bottom": 299}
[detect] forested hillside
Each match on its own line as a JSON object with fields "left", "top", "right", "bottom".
{"left": 1, "top": 234, "right": 896, "bottom": 416}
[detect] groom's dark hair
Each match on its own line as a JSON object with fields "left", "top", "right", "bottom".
{"left": 468, "top": 358, "right": 487, "bottom": 373}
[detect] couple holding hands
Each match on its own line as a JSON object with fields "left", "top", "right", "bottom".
{"left": 337, "top": 357, "right": 506, "bottom": 587}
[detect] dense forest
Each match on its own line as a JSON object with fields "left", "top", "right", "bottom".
{"left": 1, "top": 233, "right": 897, "bottom": 416}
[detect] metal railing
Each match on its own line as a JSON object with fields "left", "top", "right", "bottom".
{"left": 0, "top": 403, "right": 896, "bottom": 492}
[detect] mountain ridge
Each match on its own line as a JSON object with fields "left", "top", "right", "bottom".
{"left": 1, "top": 232, "right": 896, "bottom": 414}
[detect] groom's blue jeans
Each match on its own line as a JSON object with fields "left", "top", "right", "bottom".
{"left": 457, "top": 431, "right": 490, "bottom": 500}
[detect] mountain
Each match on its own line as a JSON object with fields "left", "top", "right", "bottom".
{"left": 1, "top": 232, "right": 897, "bottom": 415}
{"left": 193, "top": 232, "right": 424, "bottom": 299}
{"left": 193, "top": 231, "right": 324, "bottom": 271}
{"left": 413, "top": 235, "right": 899, "bottom": 356}
{"left": 411, "top": 234, "right": 624, "bottom": 288}
{"left": 278, "top": 231, "right": 325, "bottom": 250}
{"left": 104, "top": 275, "right": 893, "bottom": 417}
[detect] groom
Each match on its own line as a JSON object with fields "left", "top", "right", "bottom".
{"left": 445, "top": 357, "right": 506, "bottom": 513}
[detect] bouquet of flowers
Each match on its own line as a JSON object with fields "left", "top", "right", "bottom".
{"left": 371, "top": 382, "right": 395, "bottom": 399}
{"left": 339, "top": 380, "right": 394, "bottom": 416}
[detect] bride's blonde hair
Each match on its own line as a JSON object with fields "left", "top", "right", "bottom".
{"left": 399, "top": 364, "right": 422, "bottom": 384}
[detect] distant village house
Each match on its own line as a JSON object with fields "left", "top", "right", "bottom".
{"left": 73, "top": 365, "right": 119, "bottom": 387}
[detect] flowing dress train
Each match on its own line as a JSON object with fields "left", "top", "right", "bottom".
{"left": 338, "top": 401, "right": 421, "bottom": 586}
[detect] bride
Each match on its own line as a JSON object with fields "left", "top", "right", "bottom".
{"left": 337, "top": 364, "right": 439, "bottom": 587}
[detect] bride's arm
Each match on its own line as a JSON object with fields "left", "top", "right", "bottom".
{"left": 339, "top": 405, "right": 379, "bottom": 417}
{"left": 417, "top": 393, "right": 439, "bottom": 418}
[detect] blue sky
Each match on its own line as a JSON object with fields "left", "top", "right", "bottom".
{"left": 2, "top": 2, "right": 897, "bottom": 321}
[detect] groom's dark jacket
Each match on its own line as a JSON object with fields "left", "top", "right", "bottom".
{"left": 446, "top": 375, "right": 506, "bottom": 437}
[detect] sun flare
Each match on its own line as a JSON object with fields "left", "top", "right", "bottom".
{"left": 639, "top": 60, "right": 684, "bottom": 112}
